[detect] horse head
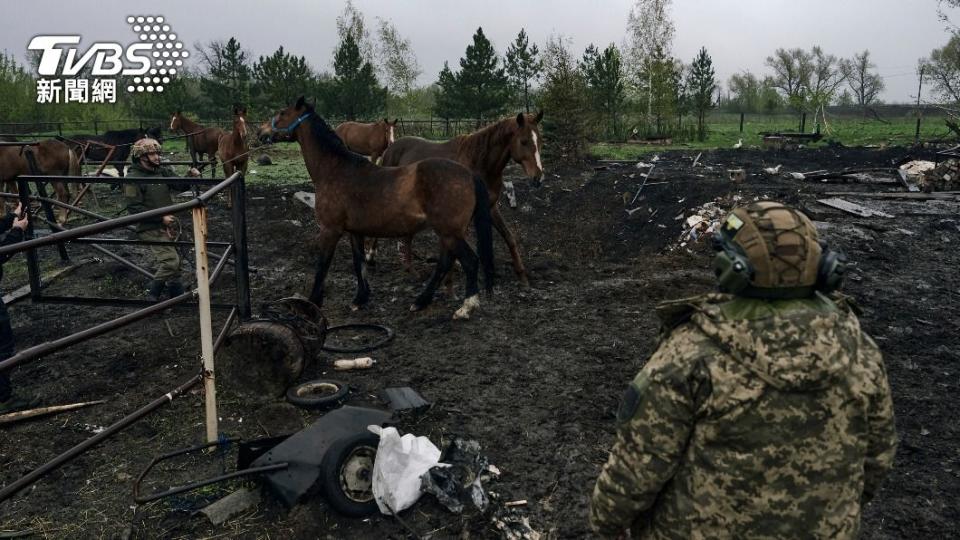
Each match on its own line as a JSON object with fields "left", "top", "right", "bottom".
{"left": 378, "top": 118, "right": 398, "bottom": 149}
{"left": 261, "top": 96, "right": 312, "bottom": 143}
{"left": 145, "top": 126, "right": 163, "bottom": 144}
{"left": 233, "top": 104, "right": 249, "bottom": 141}
{"left": 510, "top": 110, "right": 544, "bottom": 186}
{"left": 169, "top": 111, "right": 182, "bottom": 132}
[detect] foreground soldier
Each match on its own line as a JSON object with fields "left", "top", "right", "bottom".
{"left": 590, "top": 201, "right": 896, "bottom": 539}
{"left": 123, "top": 138, "right": 197, "bottom": 301}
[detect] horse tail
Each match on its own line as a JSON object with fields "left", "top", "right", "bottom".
{"left": 472, "top": 174, "right": 495, "bottom": 292}
{"left": 67, "top": 147, "right": 81, "bottom": 177}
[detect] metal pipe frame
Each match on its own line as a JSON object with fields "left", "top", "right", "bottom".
{"left": 19, "top": 174, "right": 222, "bottom": 186}
{"left": 0, "top": 373, "right": 203, "bottom": 503}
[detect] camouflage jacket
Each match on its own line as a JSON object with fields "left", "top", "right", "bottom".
{"left": 123, "top": 163, "right": 178, "bottom": 232}
{"left": 590, "top": 293, "right": 896, "bottom": 539}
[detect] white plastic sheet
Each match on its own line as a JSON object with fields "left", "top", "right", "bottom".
{"left": 368, "top": 425, "right": 443, "bottom": 515}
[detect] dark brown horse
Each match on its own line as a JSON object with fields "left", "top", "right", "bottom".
{"left": 334, "top": 119, "right": 398, "bottom": 163}
{"left": 0, "top": 138, "right": 80, "bottom": 223}
{"left": 169, "top": 111, "right": 225, "bottom": 168}
{"left": 259, "top": 97, "right": 494, "bottom": 319}
{"left": 379, "top": 112, "right": 545, "bottom": 285}
{"left": 218, "top": 105, "right": 249, "bottom": 206}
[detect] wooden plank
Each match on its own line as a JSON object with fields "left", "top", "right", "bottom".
{"left": 816, "top": 198, "right": 895, "bottom": 218}
{"left": 2, "top": 260, "right": 88, "bottom": 305}
{"left": 824, "top": 191, "right": 960, "bottom": 201}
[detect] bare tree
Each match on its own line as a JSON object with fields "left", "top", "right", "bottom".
{"left": 375, "top": 17, "right": 421, "bottom": 95}
{"left": 625, "top": 0, "right": 675, "bottom": 117}
{"left": 804, "top": 46, "right": 847, "bottom": 130}
{"left": 765, "top": 47, "right": 813, "bottom": 114}
{"left": 336, "top": 0, "right": 376, "bottom": 67}
{"left": 842, "top": 50, "right": 885, "bottom": 113}
{"left": 920, "top": 34, "right": 960, "bottom": 103}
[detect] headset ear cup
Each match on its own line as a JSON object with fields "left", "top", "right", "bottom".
{"left": 713, "top": 234, "right": 754, "bottom": 294}
{"left": 816, "top": 248, "right": 847, "bottom": 293}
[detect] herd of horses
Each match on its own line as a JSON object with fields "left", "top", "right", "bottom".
{"left": 0, "top": 98, "right": 544, "bottom": 318}
{"left": 258, "top": 97, "right": 544, "bottom": 319}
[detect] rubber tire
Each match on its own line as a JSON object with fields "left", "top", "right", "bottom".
{"left": 285, "top": 379, "right": 349, "bottom": 409}
{"left": 320, "top": 431, "right": 381, "bottom": 517}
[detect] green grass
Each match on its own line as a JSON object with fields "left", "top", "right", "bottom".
{"left": 589, "top": 114, "right": 948, "bottom": 159}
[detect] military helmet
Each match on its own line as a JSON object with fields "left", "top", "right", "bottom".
{"left": 131, "top": 137, "right": 162, "bottom": 160}
{"left": 712, "top": 201, "right": 846, "bottom": 298}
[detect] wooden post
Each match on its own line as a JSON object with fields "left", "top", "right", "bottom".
{"left": 915, "top": 66, "right": 925, "bottom": 145}
{"left": 739, "top": 112, "right": 745, "bottom": 133}
{"left": 192, "top": 205, "right": 218, "bottom": 443}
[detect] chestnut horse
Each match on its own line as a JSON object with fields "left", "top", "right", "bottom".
{"left": 169, "top": 111, "right": 225, "bottom": 169}
{"left": 218, "top": 105, "right": 249, "bottom": 206}
{"left": 379, "top": 111, "right": 545, "bottom": 285}
{"left": 259, "top": 97, "right": 494, "bottom": 319}
{"left": 0, "top": 138, "right": 80, "bottom": 223}
{"left": 334, "top": 118, "right": 397, "bottom": 163}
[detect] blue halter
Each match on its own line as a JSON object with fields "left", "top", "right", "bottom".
{"left": 272, "top": 112, "right": 312, "bottom": 134}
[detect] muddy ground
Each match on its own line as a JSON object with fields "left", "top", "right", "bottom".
{"left": 0, "top": 144, "right": 957, "bottom": 539}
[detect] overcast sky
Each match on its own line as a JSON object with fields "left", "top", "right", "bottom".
{"left": 1, "top": 0, "right": 955, "bottom": 103}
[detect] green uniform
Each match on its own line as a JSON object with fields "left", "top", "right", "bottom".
{"left": 123, "top": 163, "right": 181, "bottom": 281}
{"left": 590, "top": 292, "right": 896, "bottom": 540}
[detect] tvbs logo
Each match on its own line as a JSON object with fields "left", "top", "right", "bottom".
{"left": 29, "top": 15, "right": 187, "bottom": 103}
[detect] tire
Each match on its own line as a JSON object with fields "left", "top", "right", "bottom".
{"left": 285, "top": 379, "right": 349, "bottom": 409}
{"left": 320, "top": 431, "right": 380, "bottom": 517}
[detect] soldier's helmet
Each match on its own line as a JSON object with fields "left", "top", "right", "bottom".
{"left": 131, "top": 137, "right": 162, "bottom": 161}
{"left": 713, "top": 201, "right": 834, "bottom": 297}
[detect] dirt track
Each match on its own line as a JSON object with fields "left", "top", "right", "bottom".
{"left": 1, "top": 145, "right": 957, "bottom": 539}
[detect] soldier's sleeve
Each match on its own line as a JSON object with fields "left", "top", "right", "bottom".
{"left": 590, "top": 331, "right": 700, "bottom": 537}
{"left": 860, "top": 334, "right": 897, "bottom": 503}
{"left": 123, "top": 182, "right": 147, "bottom": 215}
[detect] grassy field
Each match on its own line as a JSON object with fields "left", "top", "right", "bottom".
{"left": 589, "top": 114, "right": 948, "bottom": 159}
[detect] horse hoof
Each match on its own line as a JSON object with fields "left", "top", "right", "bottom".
{"left": 409, "top": 304, "right": 421, "bottom": 312}
{"left": 452, "top": 294, "right": 480, "bottom": 320}
{"left": 351, "top": 304, "right": 361, "bottom": 312}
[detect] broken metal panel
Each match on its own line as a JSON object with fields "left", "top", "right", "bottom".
{"left": 816, "top": 198, "right": 895, "bottom": 218}
{"left": 253, "top": 405, "right": 392, "bottom": 507}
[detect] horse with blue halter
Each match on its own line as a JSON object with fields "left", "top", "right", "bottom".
{"left": 259, "top": 97, "right": 495, "bottom": 319}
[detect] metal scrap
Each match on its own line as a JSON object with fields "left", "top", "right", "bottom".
{"left": 816, "top": 198, "right": 895, "bottom": 218}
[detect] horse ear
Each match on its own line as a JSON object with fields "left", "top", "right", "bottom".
{"left": 392, "top": 118, "right": 398, "bottom": 125}
{"left": 516, "top": 113, "right": 525, "bottom": 127}
{"left": 383, "top": 118, "right": 388, "bottom": 123}
{"left": 535, "top": 110, "right": 544, "bottom": 123}
{"left": 295, "top": 96, "right": 306, "bottom": 109}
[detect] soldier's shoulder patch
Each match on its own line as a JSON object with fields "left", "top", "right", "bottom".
{"left": 616, "top": 372, "right": 651, "bottom": 423}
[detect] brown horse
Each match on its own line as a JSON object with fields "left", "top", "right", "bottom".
{"left": 169, "top": 111, "right": 225, "bottom": 169}
{"left": 0, "top": 138, "right": 80, "bottom": 223}
{"left": 218, "top": 105, "right": 249, "bottom": 206}
{"left": 258, "top": 97, "right": 494, "bottom": 319}
{"left": 379, "top": 112, "right": 545, "bottom": 285}
{"left": 334, "top": 119, "right": 397, "bottom": 163}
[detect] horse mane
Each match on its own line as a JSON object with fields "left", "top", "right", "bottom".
{"left": 454, "top": 117, "right": 517, "bottom": 169}
{"left": 306, "top": 112, "right": 369, "bottom": 166}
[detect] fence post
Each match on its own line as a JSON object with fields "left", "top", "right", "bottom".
{"left": 230, "top": 175, "right": 251, "bottom": 318}
{"left": 799, "top": 113, "right": 806, "bottom": 133}
{"left": 192, "top": 204, "right": 219, "bottom": 443}
{"left": 739, "top": 113, "right": 744, "bottom": 133}
{"left": 58, "top": 122, "right": 63, "bottom": 137}
{"left": 93, "top": 119, "right": 99, "bottom": 135}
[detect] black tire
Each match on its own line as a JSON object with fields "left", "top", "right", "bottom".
{"left": 285, "top": 379, "right": 349, "bottom": 409}
{"left": 320, "top": 431, "right": 380, "bottom": 517}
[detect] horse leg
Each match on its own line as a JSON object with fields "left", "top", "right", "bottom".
{"left": 349, "top": 233, "right": 371, "bottom": 310}
{"left": 491, "top": 205, "right": 529, "bottom": 286}
{"left": 450, "top": 238, "right": 481, "bottom": 320}
{"left": 410, "top": 240, "right": 455, "bottom": 312}
{"left": 308, "top": 228, "right": 341, "bottom": 307}
{"left": 364, "top": 238, "right": 378, "bottom": 265}
{"left": 399, "top": 236, "right": 417, "bottom": 276}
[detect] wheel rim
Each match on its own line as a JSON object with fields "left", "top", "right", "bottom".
{"left": 339, "top": 445, "right": 376, "bottom": 503}
{"left": 296, "top": 382, "right": 340, "bottom": 398}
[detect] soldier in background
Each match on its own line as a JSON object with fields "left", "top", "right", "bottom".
{"left": 590, "top": 201, "right": 896, "bottom": 539}
{"left": 124, "top": 138, "right": 199, "bottom": 301}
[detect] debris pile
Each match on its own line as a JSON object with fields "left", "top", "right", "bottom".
{"left": 674, "top": 197, "right": 737, "bottom": 248}
{"left": 905, "top": 159, "right": 960, "bottom": 192}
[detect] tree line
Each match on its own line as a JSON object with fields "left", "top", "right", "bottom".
{"left": 4, "top": 0, "right": 960, "bottom": 157}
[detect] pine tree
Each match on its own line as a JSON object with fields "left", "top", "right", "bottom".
{"left": 433, "top": 62, "right": 460, "bottom": 119}
{"left": 456, "top": 27, "right": 510, "bottom": 125}
{"left": 329, "top": 32, "right": 387, "bottom": 120}
{"left": 686, "top": 47, "right": 716, "bottom": 141}
{"left": 581, "top": 43, "right": 626, "bottom": 139}
{"left": 505, "top": 28, "right": 541, "bottom": 113}
{"left": 197, "top": 38, "right": 251, "bottom": 117}
{"left": 540, "top": 35, "right": 589, "bottom": 162}
{"left": 252, "top": 46, "right": 315, "bottom": 114}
